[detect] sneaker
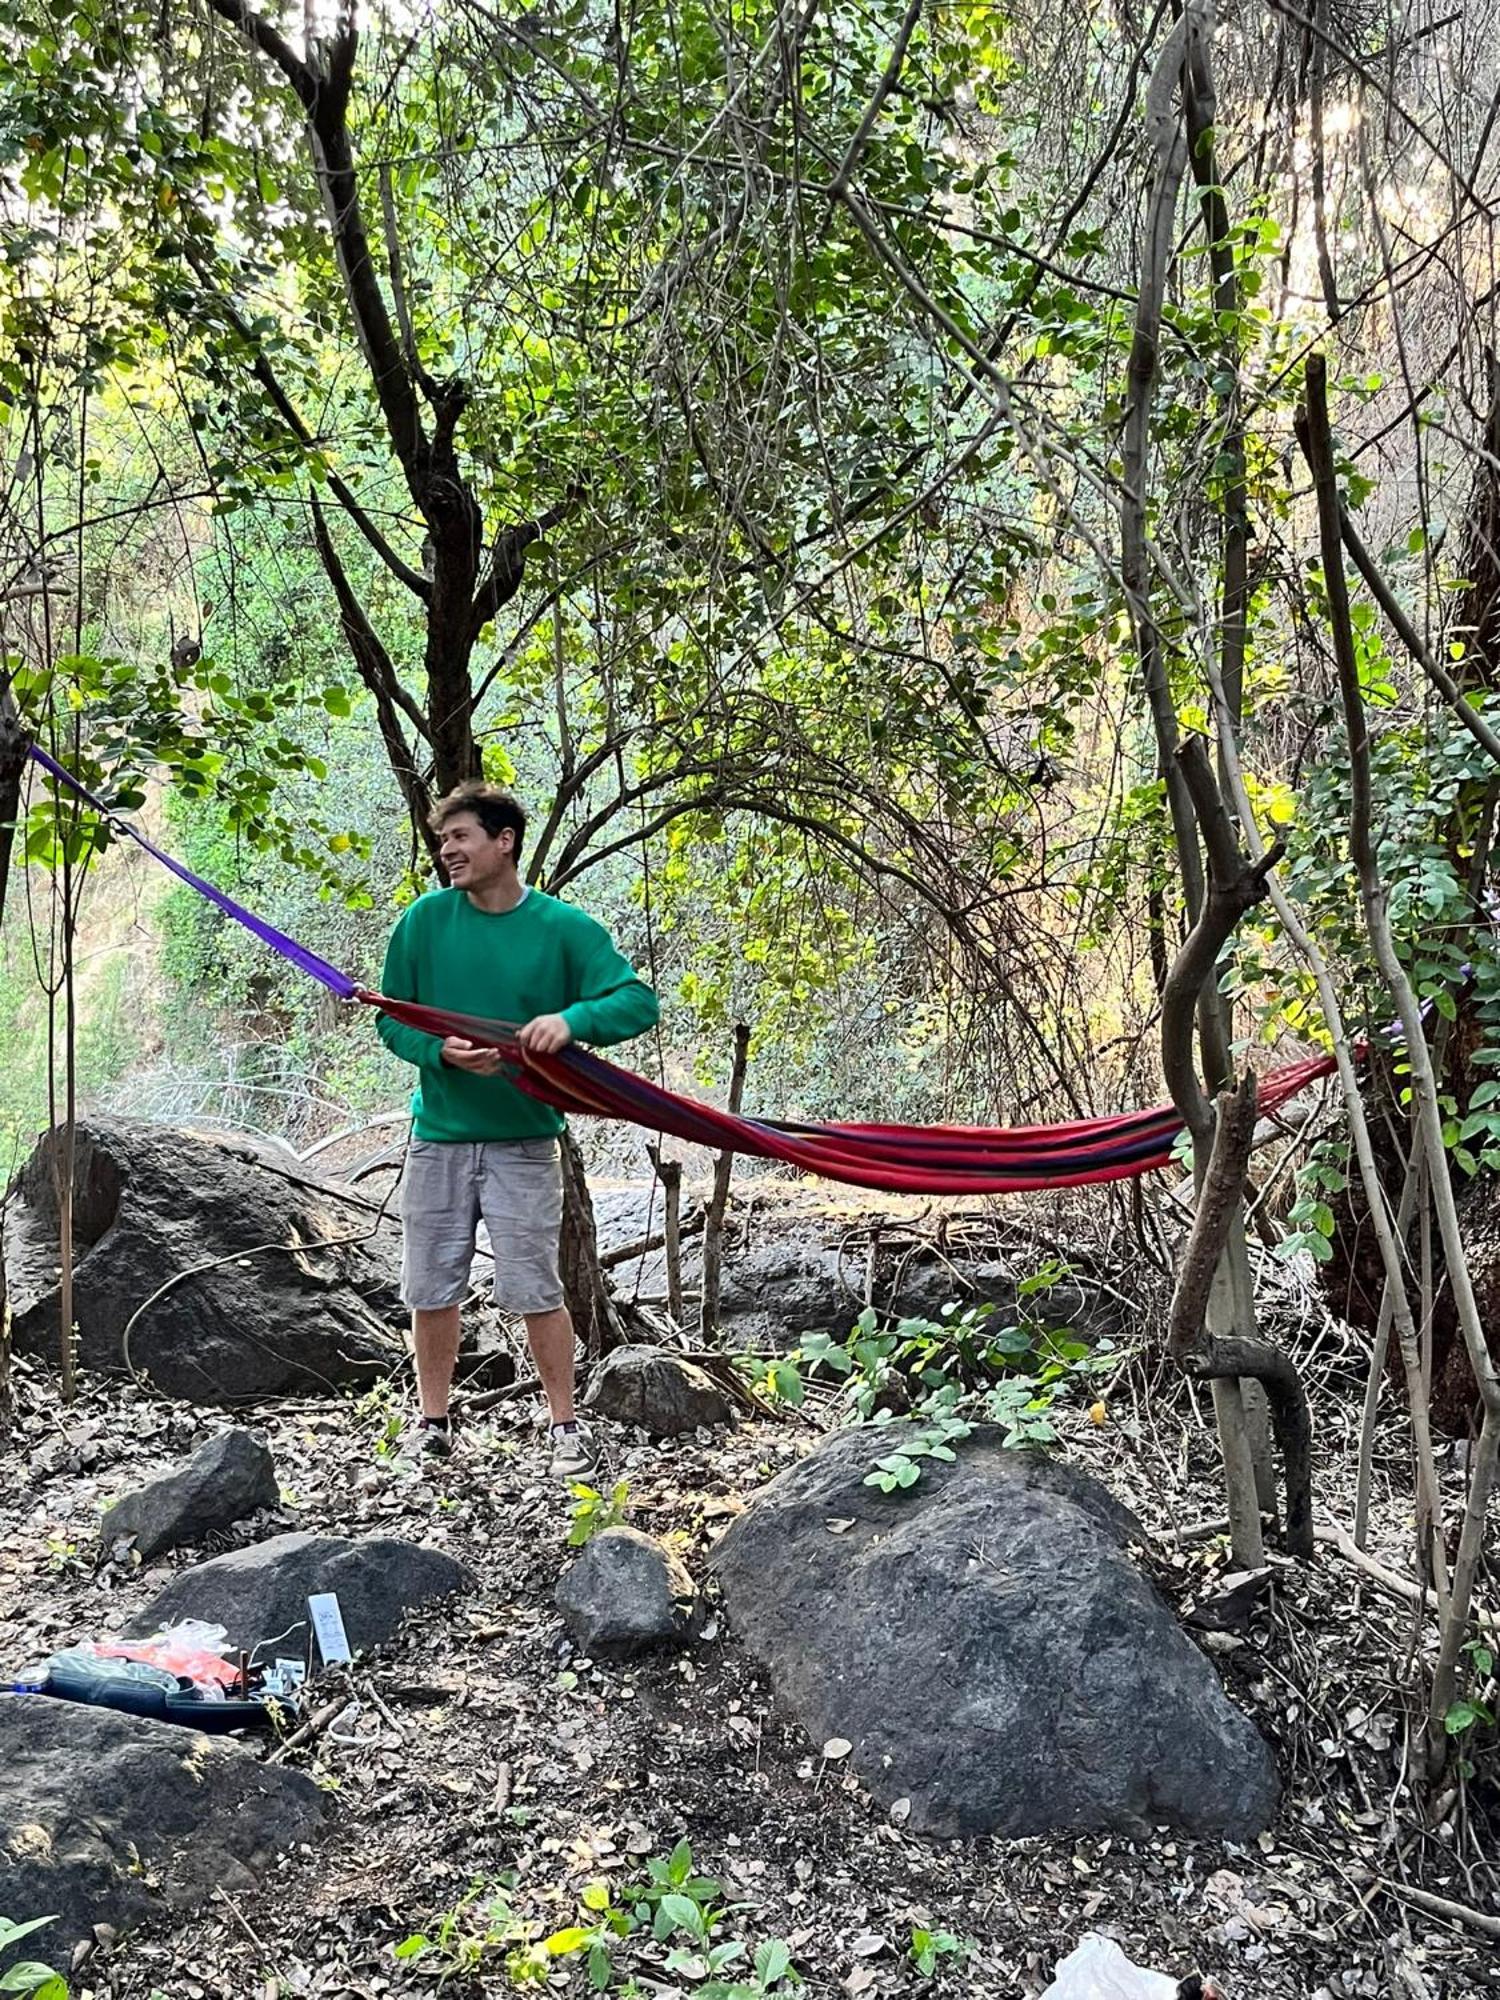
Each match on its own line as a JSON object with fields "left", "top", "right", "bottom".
{"left": 400, "top": 1415, "right": 455, "bottom": 1466}
{"left": 549, "top": 1418, "right": 598, "bottom": 1481}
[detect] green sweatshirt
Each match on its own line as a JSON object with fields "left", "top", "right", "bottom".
{"left": 376, "top": 886, "right": 660, "bottom": 1142}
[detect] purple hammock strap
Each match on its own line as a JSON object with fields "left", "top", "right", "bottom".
{"left": 26, "top": 745, "right": 358, "bottom": 999}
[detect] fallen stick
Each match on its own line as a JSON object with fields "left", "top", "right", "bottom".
{"left": 363, "top": 1678, "right": 407, "bottom": 1742}
{"left": 1316, "top": 1520, "right": 1500, "bottom": 1636}
{"left": 267, "top": 1693, "right": 347, "bottom": 1764}
{"left": 601, "top": 1209, "right": 706, "bottom": 1270}
{"left": 464, "top": 1373, "right": 540, "bottom": 1414}
{"left": 214, "top": 1885, "right": 268, "bottom": 1951}
{"left": 1365, "top": 1877, "right": 1500, "bottom": 1940}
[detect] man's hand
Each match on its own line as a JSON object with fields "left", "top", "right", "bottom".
{"left": 441, "top": 1036, "right": 505, "bottom": 1074}
{"left": 517, "top": 1013, "right": 574, "bottom": 1057}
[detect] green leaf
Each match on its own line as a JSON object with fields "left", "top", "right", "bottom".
{"left": 755, "top": 1938, "right": 793, "bottom": 1984}
{"left": 0, "top": 1925, "right": 58, "bottom": 1954}
{"left": 1444, "top": 1699, "right": 1487, "bottom": 1735}
{"left": 658, "top": 1893, "right": 706, "bottom": 1939}
{"left": 0, "top": 1972, "right": 68, "bottom": 1999}
{"left": 769, "top": 1360, "right": 805, "bottom": 1406}
{"left": 544, "top": 1926, "right": 590, "bottom": 1955}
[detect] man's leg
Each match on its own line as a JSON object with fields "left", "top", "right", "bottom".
{"left": 413, "top": 1305, "right": 463, "bottom": 1419}
{"left": 482, "top": 1138, "right": 593, "bottom": 1471}
{"left": 400, "top": 1140, "right": 479, "bottom": 1451}
{"left": 522, "top": 1306, "right": 577, "bottom": 1425}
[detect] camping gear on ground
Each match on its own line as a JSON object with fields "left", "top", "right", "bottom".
{"left": 8, "top": 1620, "right": 294, "bottom": 1731}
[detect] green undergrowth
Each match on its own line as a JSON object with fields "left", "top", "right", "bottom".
{"left": 394, "top": 1840, "right": 798, "bottom": 1995}
{"left": 0, "top": 1913, "right": 69, "bottom": 2000}
{"left": 392, "top": 1841, "right": 978, "bottom": 1994}
{"left": 745, "top": 1275, "right": 1121, "bottom": 1491}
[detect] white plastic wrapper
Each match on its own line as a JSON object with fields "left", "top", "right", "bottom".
{"left": 1038, "top": 1934, "right": 1180, "bottom": 2000}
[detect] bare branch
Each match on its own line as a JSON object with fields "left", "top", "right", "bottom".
{"left": 827, "top": 0, "right": 927, "bottom": 197}
{"left": 309, "top": 493, "right": 435, "bottom": 846}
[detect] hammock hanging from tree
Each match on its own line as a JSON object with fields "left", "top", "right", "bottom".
{"left": 363, "top": 993, "right": 1335, "bottom": 1195}
{"left": 27, "top": 745, "right": 1337, "bottom": 1197}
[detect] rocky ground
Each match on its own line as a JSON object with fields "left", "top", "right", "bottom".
{"left": 2, "top": 1326, "right": 1496, "bottom": 2000}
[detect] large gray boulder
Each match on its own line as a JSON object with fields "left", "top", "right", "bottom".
{"left": 716, "top": 1239, "right": 1123, "bottom": 1349}
{"left": 0, "top": 1695, "right": 325, "bottom": 1976}
{"left": 4, "top": 1119, "right": 405, "bottom": 1402}
{"left": 101, "top": 1427, "right": 279, "bottom": 1561}
{"left": 124, "top": 1532, "right": 473, "bottom": 1656}
{"left": 712, "top": 1425, "right": 1278, "bottom": 1842}
{"left": 584, "top": 1345, "right": 729, "bottom": 1435}
{"left": 556, "top": 1527, "right": 699, "bottom": 1659}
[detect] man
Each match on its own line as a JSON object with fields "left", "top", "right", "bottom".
{"left": 370, "top": 782, "right": 659, "bottom": 1477}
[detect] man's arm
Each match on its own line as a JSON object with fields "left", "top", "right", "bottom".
{"left": 374, "top": 907, "right": 446, "bottom": 1070}
{"left": 558, "top": 914, "right": 661, "bottom": 1048}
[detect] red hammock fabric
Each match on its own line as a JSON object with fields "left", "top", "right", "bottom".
{"left": 18, "top": 749, "right": 1345, "bottom": 1194}
{"left": 363, "top": 994, "right": 1336, "bottom": 1196}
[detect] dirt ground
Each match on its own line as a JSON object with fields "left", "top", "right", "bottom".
{"left": 2, "top": 1200, "right": 1498, "bottom": 2000}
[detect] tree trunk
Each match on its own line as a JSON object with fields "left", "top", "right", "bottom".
{"left": 559, "top": 1127, "right": 626, "bottom": 1361}
{"left": 699, "top": 1021, "right": 751, "bottom": 1341}
{"left": 0, "top": 686, "right": 30, "bottom": 1429}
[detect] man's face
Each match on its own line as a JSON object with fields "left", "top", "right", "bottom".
{"left": 440, "top": 810, "right": 513, "bottom": 889}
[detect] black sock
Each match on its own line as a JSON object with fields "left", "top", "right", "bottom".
{"left": 422, "top": 1413, "right": 451, "bottom": 1431}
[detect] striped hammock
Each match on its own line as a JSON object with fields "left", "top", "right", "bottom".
{"left": 366, "top": 994, "right": 1334, "bottom": 1196}
{"left": 27, "top": 744, "right": 1335, "bottom": 1198}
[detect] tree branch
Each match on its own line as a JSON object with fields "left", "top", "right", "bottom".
{"left": 177, "top": 242, "right": 430, "bottom": 598}
{"left": 471, "top": 492, "right": 576, "bottom": 636}
{"left": 1338, "top": 505, "right": 1500, "bottom": 768}
{"left": 378, "top": 161, "right": 438, "bottom": 399}
{"left": 1169, "top": 1074, "right": 1315, "bottom": 1558}
{"left": 1160, "top": 737, "right": 1284, "bottom": 1140}
{"left": 203, "top": 0, "right": 315, "bottom": 104}
{"left": 212, "top": 0, "right": 429, "bottom": 492}
{"left": 309, "top": 493, "right": 435, "bottom": 847}
{"left": 827, "top": 0, "right": 927, "bottom": 196}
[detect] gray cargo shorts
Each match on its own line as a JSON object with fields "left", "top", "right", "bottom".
{"left": 399, "top": 1136, "right": 564, "bottom": 1315}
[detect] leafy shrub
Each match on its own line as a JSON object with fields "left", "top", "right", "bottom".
{"left": 567, "top": 1478, "right": 631, "bottom": 1547}
{"left": 750, "top": 1283, "right": 1119, "bottom": 1491}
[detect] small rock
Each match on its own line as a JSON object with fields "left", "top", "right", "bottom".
{"left": 123, "top": 1532, "right": 473, "bottom": 1656}
{"left": 100, "top": 1429, "right": 279, "bottom": 1562}
{"left": 555, "top": 1527, "right": 698, "bottom": 1660}
{"left": 584, "top": 1345, "right": 729, "bottom": 1436}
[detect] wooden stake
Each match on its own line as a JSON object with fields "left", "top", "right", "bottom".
{"left": 647, "top": 1145, "right": 684, "bottom": 1326}
{"left": 699, "top": 1022, "right": 750, "bottom": 1343}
